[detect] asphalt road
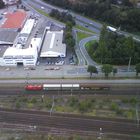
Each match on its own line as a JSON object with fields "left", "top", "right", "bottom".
{"left": 0, "top": 79, "right": 140, "bottom": 84}
{"left": 23, "top": 0, "right": 101, "bottom": 33}
{"left": 79, "top": 35, "right": 100, "bottom": 66}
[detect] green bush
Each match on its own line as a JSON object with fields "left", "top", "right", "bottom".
{"left": 68, "top": 97, "right": 79, "bottom": 108}
{"left": 27, "top": 103, "right": 33, "bottom": 108}
{"left": 123, "top": 109, "right": 135, "bottom": 119}
{"left": 110, "top": 102, "right": 119, "bottom": 111}
{"left": 15, "top": 101, "right": 21, "bottom": 109}
{"left": 129, "top": 98, "right": 138, "bottom": 106}
{"left": 78, "top": 100, "right": 92, "bottom": 113}
{"left": 30, "top": 97, "right": 37, "bottom": 104}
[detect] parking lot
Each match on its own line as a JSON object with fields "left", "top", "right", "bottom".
{"left": 0, "top": 64, "right": 89, "bottom": 79}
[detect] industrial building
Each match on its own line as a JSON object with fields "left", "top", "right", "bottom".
{"left": 40, "top": 30, "right": 66, "bottom": 58}
{"left": 0, "top": 16, "right": 41, "bottom": 66}
{"left": 0, "top": 9, "right": 66, "bottom": 67}
{"left": 0, "top": 10, "right": 27, "bottom": 45}
{"left": 2, "top": 0, "right": 19, "bottom": 5}
{"left": 2, "top": 38, "right": 41, "bottom": 66}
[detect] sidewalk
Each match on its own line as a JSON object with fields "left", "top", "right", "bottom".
{"left": 0, "top": 65, "right": 138, "bottom": 79}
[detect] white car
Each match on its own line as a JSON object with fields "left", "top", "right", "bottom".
{"left": 55, "top": 61, "right": 64, "bottom": 65}
{"left": 24, "top": 67, "right": 29, "bottom": 70}
{"left": 41, "top": 6, "right": 45, "bottom": 10}
{"left": 54, "top": 67, "right": 60, "bottom": 70}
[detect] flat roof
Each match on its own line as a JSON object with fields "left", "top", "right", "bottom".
{"left": 20, "top": 19, "right": 35, "bottom": 34}
{"left": 3, "top": 38, "right": 41, "bottom": 58}
{"left": 0, "top": 29, "right": 18, "bottom": 44}
{"left": 3, "top": 46, "right": 36, "bottom": 57}
{"left": 0, "top": 10, "right": 27, "bottom": 29}
{"left": 0, "top": 45, "right": 10, "bottom": 57}
{"left": 40, "top": 30, "right": 66, "bottom": 57}
{"left": 3, "top": 0, "right": 17, "bottom": 5}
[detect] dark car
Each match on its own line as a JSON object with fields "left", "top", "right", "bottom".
{"left": 30, "top": 67, "right": 36, "bottom": 70}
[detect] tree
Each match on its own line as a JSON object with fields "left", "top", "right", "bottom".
{"left": 87, "top": 65, "right": 98, "bottom": 78}
{"left": 0, "top": 1, "right": 5, "bottom": 9}
{"left": 135, "top": 63, "right": 140, "bottom": 76}
{"left": 113, "top": 68, "right": 118, "bottom": 76}
{"left": 102, "top": 64, "right": 113, "bottom": 78}
{"left": 66, "top": 37, "right": 75, "bottom": 48}
{"left": 95, "top": 24, "right": 111, "bottom": 64}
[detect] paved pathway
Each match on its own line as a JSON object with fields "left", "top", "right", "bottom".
{"left": 0, "top": 65, "right": 138, "bottom": 79}
{"left": 79, "top": 35, "right": 100, "bottom": 67}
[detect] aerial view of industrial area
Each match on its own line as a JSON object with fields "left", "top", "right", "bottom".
{"left": 0, "top": 0, "right": 140, "bottom": 139}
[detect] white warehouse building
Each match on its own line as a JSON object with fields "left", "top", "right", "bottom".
{"left": 40, "top": 30, "right": 66, "bottom": 58}
{"left": 2, "top": 38, "right": 41, "bottom": 66}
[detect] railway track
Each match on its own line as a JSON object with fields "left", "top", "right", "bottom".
{"left": 0, "top": 88, "right": 140, "bottom": 95}
{"left": 0, "top": 108, "right": 140, "bottom": 136}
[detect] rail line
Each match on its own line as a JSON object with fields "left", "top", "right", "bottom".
{"left": 0, "top": 86, "right": 140, "bottom": 95}
{"left": 0, "top": 108, "right": 140, "bottom": 136}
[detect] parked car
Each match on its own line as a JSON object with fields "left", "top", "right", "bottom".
{"left": 55, "top": 61, "right": 64, "bottom": 65}
{"left": 70, "top": 62, "right": 76, "bottom": 65}
{"left": 30, "top": 67, "right": 36, "bottom": 70}
{"left": 54, "top": 67, "right": 60, "bottom": 70}
{"left": 24, "top": 67, "right": 29, "bottom": 70}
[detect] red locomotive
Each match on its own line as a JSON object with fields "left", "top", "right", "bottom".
{"left": 25, "top": 85, "right": 43, "bottom": 91}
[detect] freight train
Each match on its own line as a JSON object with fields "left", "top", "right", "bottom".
{"left": 25, "top": 84, "right": 110, "bottom": 91}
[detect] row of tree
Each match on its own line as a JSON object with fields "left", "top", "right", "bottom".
{"left": 44, "top": 0, "right": 140, "bottom": 32}
{"left": 87, "top": 64, "right": 116, "bottom": 78}
{"left": 87, "top": 63, "right": 140, "bottom": 78}
{"left": 65, "top": 22, "right": 75, "bottom": 50}
{"left": 0, "top": 1, "right": 5, "bottom": 9}
{"left": 49, "top": 9, "right": 75, "bottom": 26}
{"left": 49, "top": 9, "right": 75, "bottom": 49}
{"left": 87, "top": 25, "right": 140, "bottom": 65}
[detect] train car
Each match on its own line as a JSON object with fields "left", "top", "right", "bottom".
{"left": 72, "top": 84, "right": 80, "bottom": 90}
{"left": 61, "top": 84, "right": 80, "bottom": 90}
{"left": 25, "top": 85, "right": 43, "bottom": 91}
{"left": 24, "top": 83, "right": 110, "bottom": 92}
{"left": 43, "top": 84, "right": 61, "bottom": 90}
{"left": 80, "top": 84, "right": 110, "bottom": 90}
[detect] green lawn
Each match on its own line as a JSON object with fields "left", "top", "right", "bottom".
{"left": 34, "top": 7, "right": 49, "bottom": 17}
{"left": 77, "top": 32, "right": 92, "bottom": 42}
{"left": 75, "top": 24, "right": 95, "bottom": 34}
{"left": 85, "top": 40, "right": 96, "bottom": 48}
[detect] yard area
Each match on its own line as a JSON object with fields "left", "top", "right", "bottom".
{"left": 0, "top": 94, "right": 139, "bottom": 120}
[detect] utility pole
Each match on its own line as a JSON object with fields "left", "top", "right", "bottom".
{"left": 128, "top": 57, "right": 131, "bottom": 72}
{"left": 136, "top": 104, "right": 139, "bottom": 128}
{"left": 26, "top": 72, "right": 29, "bottom": 84}
{"left": 50, "top": 96, "right": 55, "bottom": 116}
{"left": 71, "top": 88, "right": 73, "bottom": 96}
